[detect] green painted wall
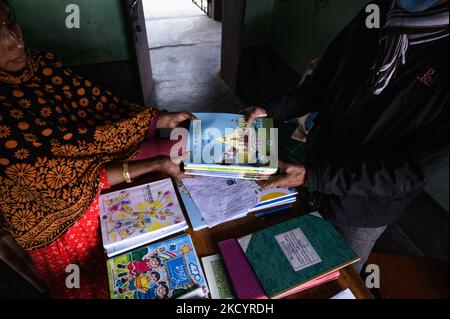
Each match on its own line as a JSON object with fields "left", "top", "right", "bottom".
{"left": 244, "top": 0, "right": 275, "bottom": 46}
{"left": 10, "top": 0, "right": 131, "bottom": 65}
{"left": 270, "top": 0, "right": 367, "bottom": 74}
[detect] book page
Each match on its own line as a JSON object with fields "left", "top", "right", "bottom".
{"left": 181, "top": 176, "right": 258, "bottom": 227}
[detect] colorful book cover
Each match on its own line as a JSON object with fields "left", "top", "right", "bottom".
{"left": 175, "top": 179, "right": 208, "bottom": 231}
{"left": 99, "top": 178, "right": 187, "bottom": 257}
{"left": 237, "top": 215, "right": 359, "bottom": 298}
{"left": 107, "top": 234, "right": 209, "bottom": 299}
{"left": 186, "top": 113, "right": 277, "bottom": 170}
{"left": 248, "top": 182, "right": 297, "bottom": 211}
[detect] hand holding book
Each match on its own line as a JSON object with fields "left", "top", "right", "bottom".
{"left": 239, "top": 106, "right": 268, "bottom": 124}
{"left": 105, "top": 154, "right": 192, "bottom": 186}
{"left": 259, "top": 160, "right": 306, "bottom": 189}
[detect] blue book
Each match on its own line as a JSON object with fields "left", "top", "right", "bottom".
{"left": 176, "top": 180, "right": 208, "bottom": 231}
{"left": 107, "top": 234, "right": 209, "bottom": 299}
{"left": 185, "top": 113, "right": 278, "bottom": 175}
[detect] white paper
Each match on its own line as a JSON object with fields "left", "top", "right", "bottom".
{"left": 275, "top": 228, "right": 322, "bottom": 272}
{"left": 181, "top": 176, "right": 258, "bottom": 227}
{"left": 330, "top": 288, "right": 356, "bottom": 299}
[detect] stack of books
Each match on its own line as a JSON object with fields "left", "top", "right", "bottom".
{"left": 209, "top": 214, "right": 360, "bottom": 299}
{"left": 100, "top": 179, "right": 210, "bottom": 299}
{"left": 177, "top": 176, "right": 298, "bottom": 229}
{"left": 184, "top": 113, "right": 278, "bottom": 180}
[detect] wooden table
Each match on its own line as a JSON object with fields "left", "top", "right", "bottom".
{"left": 107, "top": 175, "right": 374, "bottom": 300}
{"left": 187, "top": 200, "right": 374, "bottom": 300}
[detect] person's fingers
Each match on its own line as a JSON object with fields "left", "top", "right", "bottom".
{"left": 184, "top": 112, "right": 198, "bottom": 120}
{"left": 278, "top": 160, "right": 290, "bottom": 171}
{"left": 178, "top": 172, "right": 195, "bottom": 179}
{"left": 260, "top": 175, "right": 287, "bottom": 189}
{"left": 247, "top": 108, "right": 267, "bottom": 123}
{"left": 172, "top": 152, "right": 191, "bottom": 165}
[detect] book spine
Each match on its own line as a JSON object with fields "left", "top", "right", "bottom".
{"left": 218, "top": 239, "right": 268, "bottom": 299}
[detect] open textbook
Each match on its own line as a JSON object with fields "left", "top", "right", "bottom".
{"left": 181, "top": 176, "right": 297, "bottom": 228}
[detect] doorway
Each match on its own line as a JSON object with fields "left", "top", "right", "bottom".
{"left": 142, "top": 0, "right": 243, "bottom": 113}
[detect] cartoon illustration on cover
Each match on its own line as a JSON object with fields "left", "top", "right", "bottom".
{"left": 107, "top": 235, "right": 209, "bottom": 299}
{"left": 192, "top": 114, "right": 272, "bottom": 166}
{"left": 100, "top": 180, "right": 184, "bottom": 244}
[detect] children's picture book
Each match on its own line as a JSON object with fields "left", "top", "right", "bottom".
{"left": 185, "top": 113, "right": 278, "bottom": 179}
{"left": 99, "top": 178, "right": 188, "bottom": 257}
{"left": 201, "top": 254, "right": 235, "bottom": 299}
{"left": 107, "top": 234, "right": 209, "bottom": 299}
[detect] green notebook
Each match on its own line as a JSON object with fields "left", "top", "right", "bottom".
{"left": 237, "top": 214, "right": 359, "bottom": 298}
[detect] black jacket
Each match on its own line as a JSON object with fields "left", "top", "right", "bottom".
{"left": 264, "top": 2, "right": 449, "bottom": 227}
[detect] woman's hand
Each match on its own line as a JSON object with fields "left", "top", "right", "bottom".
{"left": 259, "top": 160, "right": 306, "bottom": 189}
{"left": 239, "top": 106, "right": 268, "bottom": 123}
{"left": 0, "top": 232, "right": 47, "bottom": 294}
{"left": 156, "top": 153, "right": 193, "bottom": 179}
{"left": 156, "top": 112, "right": 197, "bottom": 129}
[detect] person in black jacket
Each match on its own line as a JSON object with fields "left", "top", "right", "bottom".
{"left": 244, "top": 0, "right": 449, "bottom": 273}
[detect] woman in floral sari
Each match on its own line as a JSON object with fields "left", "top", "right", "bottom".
{"left": 0, "top": 0, "right": 193, "bottom": 298}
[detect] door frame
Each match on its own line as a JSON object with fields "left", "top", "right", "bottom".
{"left": 122, "top": 0, "right": 154, "bottom": 106}
{"left": 220, "top": 0, "right": 246, "bottom": 92}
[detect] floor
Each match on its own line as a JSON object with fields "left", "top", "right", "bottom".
{"left": 143, "top": 0, "right": 243, "bottom": 113}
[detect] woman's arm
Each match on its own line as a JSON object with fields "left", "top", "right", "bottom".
{"left": 104, "top": 154, "right": 191, "bottom": 187}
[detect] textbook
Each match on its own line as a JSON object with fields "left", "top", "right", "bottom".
{"left": 185, "top": 113, "right": 278, "bottom": 180}
{"left": 107, "top": 234, "right": 209, "bottom": 299}
{"left": 175, "top": 179, "right": 208, "bottom": 231}
{"left": 218, "top": 237, "right": 340, "bottom": 299}
{"left": 99, "top": 178, "right": 188, "bottom": 257}
{"left": 236, "top": 214, "right": 359, "bottom": 298}
{"left": 181, "top": 176, "right": 297, "bottom": 228}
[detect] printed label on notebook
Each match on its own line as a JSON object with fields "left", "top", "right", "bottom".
{"left": 275, "top": 228, "right": 322, "bottom": 272}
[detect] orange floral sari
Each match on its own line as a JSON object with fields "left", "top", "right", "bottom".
{"left": 0, "top": 49, "right": 157, "bottom": 251}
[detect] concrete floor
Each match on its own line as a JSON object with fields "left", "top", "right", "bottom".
{"left": 143, "top": 0, "right": 243, "bottom": 113}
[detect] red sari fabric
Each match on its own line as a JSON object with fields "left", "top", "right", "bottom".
{"left": 27, "top": 132, "right": 179, "bottom": 299}
{"left": 28, "top": 167, "right": 111, "bottom": 299}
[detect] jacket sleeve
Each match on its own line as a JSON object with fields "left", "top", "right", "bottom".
{"left": 306, "top": 117, "right": 450, "bottom": 197}
{"left": 263, "top": 8, "right": 365, "bottom": 124}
